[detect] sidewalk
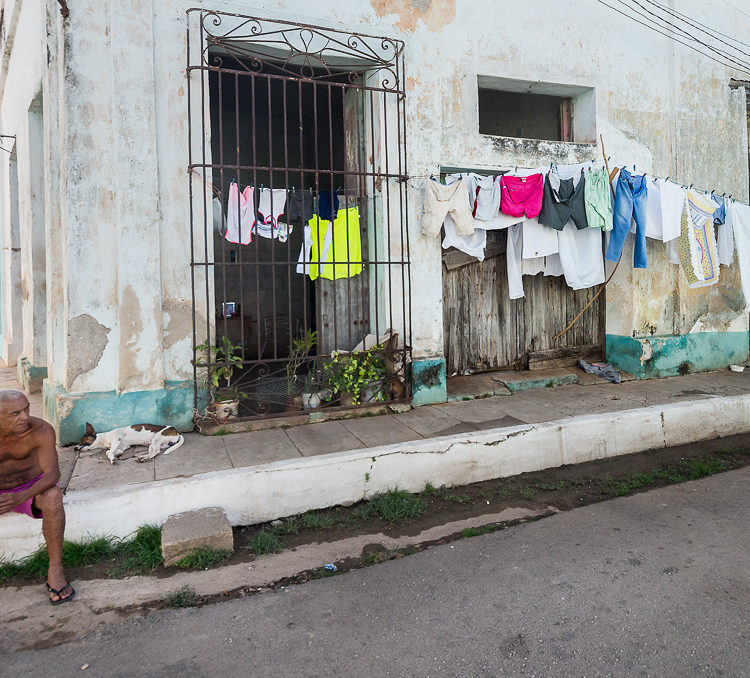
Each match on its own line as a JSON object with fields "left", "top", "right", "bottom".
{"left": 3, "top": 365, "right": 750, "bottom": 559}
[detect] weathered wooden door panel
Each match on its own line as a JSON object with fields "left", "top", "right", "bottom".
{"left": 443, "top": 244, "right": 602, "bottom": 374}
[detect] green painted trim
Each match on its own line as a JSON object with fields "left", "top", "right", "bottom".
{"left": 43, "top": 380, "right": 195, "bottom": 444}
{"left": 17, "top": 357, "right": 47, "bottom": 394}
{"left": 411, "top": 358, "right": 447, "bottom": 406}
{"left": 500, "top": 372, "right": 578, "bottom": 392}
{"left": 605, "top": 332, "right": 749, "bottom": 379}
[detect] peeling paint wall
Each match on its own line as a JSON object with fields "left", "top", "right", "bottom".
{"left": 2, "top": 0, "right": 749, "bottom": 431}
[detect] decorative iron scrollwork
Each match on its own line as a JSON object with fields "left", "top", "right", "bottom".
{"left": 194, "top": 10, "right": 403, "bottom": 91}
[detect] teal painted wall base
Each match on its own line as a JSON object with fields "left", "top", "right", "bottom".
{"left": 43, "top": 380, "right": 195, "bottom": 444}
{"left": 17, "top": 357, "right": 47, "bottom": 394}
{"left": 605, "top": 332, "right": 749, "bottom": 379}
{"left": 411, "top": 357, "right": 447, "bottom": 406}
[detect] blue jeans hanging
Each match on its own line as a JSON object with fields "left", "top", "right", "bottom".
{"left": 605, "top": 169, "right": 648, "bottom": 268}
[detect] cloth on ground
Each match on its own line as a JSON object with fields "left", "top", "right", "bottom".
{"left": 557, "top": 221, "right": 605, "bottom": 290}
{"left": 578, "top": 360, "right": 621, "bottom": 384}
{"left": 257, "top": 188, "right": 287, "bottom": 228}
{"left": 317, "top": 190, "right": 339, "bottom": 222}
{"left": 730, "top": 201, "right": 750, "bottom": 309}
{"left": 308, "top": 207, "right": 363, "bottom": 281}
{"left": 500, "top": 173, "right": 544, "bottom": 219}
{"left": 422, "top": 177, "right": 474, "bottom": 237}
{"left": 605, "top": 168, "right": 648, "bottom": 268}
{"left": 287, "top": 189, "right": 314, "bottom": 222}
{"left": 442, "top": 213, "right": 486, "bottom": 261}
{"left": 538, "top": 170, "right": 589, "bottom": 231}
{"left": 584, "top": 167, "right": 613, "bottom": 231}
{"left": 225, "top": 183, "right": 254, "bottom": 245}
{"left": 677, "top": 189, "right": 720, "bottom": 288}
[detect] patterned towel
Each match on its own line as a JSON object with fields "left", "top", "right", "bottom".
{"left": 678, "top": 190, "right": 719, "bottom": 288}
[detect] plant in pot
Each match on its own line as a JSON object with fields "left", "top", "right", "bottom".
{"left": 285, "top": 329, "right": 318, "bottom": 411}
{"left": 195, "top": 336, "right": 246, "bottom": 422}
{"left": 323, "top": 345, "right": 386, "bottom": 406}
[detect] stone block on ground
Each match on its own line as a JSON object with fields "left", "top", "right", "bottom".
{"left": 161, "top": 507, "right": 234, "bottom": 567}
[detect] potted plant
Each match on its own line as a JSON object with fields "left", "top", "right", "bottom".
{"left": 285, "top": 329, "right": 318, "bottom": 411}
{"left": 323, "top": 345, "right": 386, "bottom": 406}
{"left": 195, "top": 336, "right": 246, "bottom": 422}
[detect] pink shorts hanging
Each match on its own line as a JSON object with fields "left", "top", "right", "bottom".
{"left": 500, "top": 173, "right": 544, "bottom": 219}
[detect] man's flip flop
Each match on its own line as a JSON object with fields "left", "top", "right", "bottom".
{"left": 46, "top": 582, "right": 75, "bottom": 605}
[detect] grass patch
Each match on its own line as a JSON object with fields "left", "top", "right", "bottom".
{"left": 248, "top": 530, "right": 282, "bottom": 556}
{"left": 353, "top": 488, "right": 425, "bottom": 524}
{"left": 163, "top": 585, "right": 198, "bottom": 608}
{"left": 422, "top": 483, "right": 472, "bottom": 504}
{"left": 309, "top": 566, "right": 338, "bottom": 579}
{"left": 172, "top": 547, "right": 232, "bottom": 570}
{"left": 462, "top": 525, "right": 498, "bottom": 538}
{"left": 108, "top": 525, "right": 163, "bottom": 577}
{"left": 520, "top": 488, "right": 536, "bottom": 501}
{"left": 299, "top": 510, "right": 339, "bottom": 531}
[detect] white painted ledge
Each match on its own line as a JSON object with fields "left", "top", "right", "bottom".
{"left": 3, "top": 394, "right": 749, "bottom": 560}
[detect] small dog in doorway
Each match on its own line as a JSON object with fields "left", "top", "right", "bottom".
{"left": 74, "top": 423, "right": 185, "bottom": 464}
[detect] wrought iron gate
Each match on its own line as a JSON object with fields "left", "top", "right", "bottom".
{"left": 186, "top": 9, "right": 411, "bottom": 422}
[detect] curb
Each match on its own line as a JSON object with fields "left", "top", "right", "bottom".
{"left": 3, "top": 393, "right": 749, "bottom": 560}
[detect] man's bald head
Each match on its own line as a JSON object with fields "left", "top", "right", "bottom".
{"left": 0, "top": 390, "right": 27, "bottom": 407}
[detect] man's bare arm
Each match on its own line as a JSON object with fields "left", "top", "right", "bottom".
{"left": 0, "top": 423, "right": 59, "bottom": 514}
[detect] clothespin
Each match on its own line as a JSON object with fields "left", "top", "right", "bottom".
{"left": 292, "top": 186, "right": 296, "bottom": 194}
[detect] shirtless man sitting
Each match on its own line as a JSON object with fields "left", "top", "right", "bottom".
{"left": 0, "top": 389, "right": 74, "bottom": 604}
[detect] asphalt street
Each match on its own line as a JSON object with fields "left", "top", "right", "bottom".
{"left": 4, "top": 467, "right": 750, "bottom": 677}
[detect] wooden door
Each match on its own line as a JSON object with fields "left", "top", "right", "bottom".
{"left": 442, "top": 231, "right": 603, "bottom": 374}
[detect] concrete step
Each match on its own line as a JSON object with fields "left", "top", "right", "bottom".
{"left": 161, "top": 507, "right": 234, "bottom": 567}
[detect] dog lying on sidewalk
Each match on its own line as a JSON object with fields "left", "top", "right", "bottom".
{"left": 74, "top": 423, "right": 185, "bottom": 464}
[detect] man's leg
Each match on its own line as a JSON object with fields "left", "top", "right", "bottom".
{"left": 34, "top": 486, "right": 73, "bottom": 602}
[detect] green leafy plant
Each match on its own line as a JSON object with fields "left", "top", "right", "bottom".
{"left": 164, "top": 585, "right": 198, "bottom": 608}
{"left": 323, "top": 346, "right": 386, "bottom": 405}
{"left": 195, "top": 336, "right": 245, "bottom": 402}
{"left": 173, "top": 547, "right": 232, "bottom": 569}
{"left": 286, "top": 329, "right": 318, "bottom": 392}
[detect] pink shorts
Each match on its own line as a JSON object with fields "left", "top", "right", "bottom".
{"left": 500, "top": 173, "right": 544, "bottom": 218}
{"left": 1, "top": 474, "right": 43, "bottom": 519}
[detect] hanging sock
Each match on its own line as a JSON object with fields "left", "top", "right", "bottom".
{"left": 225, "top": 183, "right": 254, "bottom": 245}
{"left": 677, "top": 190, "right": 720, "bottom": 288}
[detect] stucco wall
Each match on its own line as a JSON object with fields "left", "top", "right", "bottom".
{"left": 1, "top": 0, "right": 749, "bottom": 435}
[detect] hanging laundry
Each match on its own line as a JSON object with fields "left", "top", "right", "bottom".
{"left": 583, "top": 167, "right": 613, "bottom": 231}
{"left": 538, "top": 171, "right": 589, "bottom": 230}
{"left": 255, "top": 220, "right": 293, "bottom": 242}
{"left": 308, "top": 207, "right": 363, "bottom": 281}
{"left": 521, "top": 257, "right": 546, "bottom": 276}
{"left": 729, "top": 201, "right": 750, "bottom": 309}
{"left": 445, "top": 173, "right": 519, "bottom": 231}
{"left": 422, "top": 177, "right": 474, "bottom": 237}
{"left": 225, "top": 183, "right": 254, "bottom": 245}
{"left": 557, "top": 222, "right": 605, "bottom": 290}
{"left": 677, "top": 190, "right": 720, "bottom": 288}
{"left": 287, "top": 189, "right": 314, "bottom": 222}
{"left": 213, "top": 196, "right": 226, "bottom": 236}
{"left": 317, "top": 190, "right": 339, "bottom": 222}
{"left": 665, "top": 239, "right": 681, "bottom": 265}
{"left": 499, "top": 173, "right": 544, "bottom": 219}
{"left": 296, "top": 224, "right": 313, "bottom": 275}
{"left": 657, "top": 178, "right": 686, "bottom": 243}
{"left": 442, "top": 213, "right": 486, "bottom": 261}
{"left": 605, "top": 168, "right": 648, "bottom": 268}
{"left": 257, "top": 188, "right": 287, "bottom": 228}
{"left": 467, "top": 174, "right": 502, "bottom": 220}
{"left": 506, "top": 222, "right": 525, "bottom": 300}
{"left": 522, "top": 217, "right": 559, "bottom": 258}
{"left": 712, "top": 195, "right": 735, "bottom": 266}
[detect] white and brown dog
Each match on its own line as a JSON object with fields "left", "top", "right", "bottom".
{"left": 74, "top": 423, "right": 185, "bottom": 464}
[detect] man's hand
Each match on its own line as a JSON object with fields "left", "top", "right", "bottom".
{"left": 0, "top": 492, "right": 23, "bottom": 514}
